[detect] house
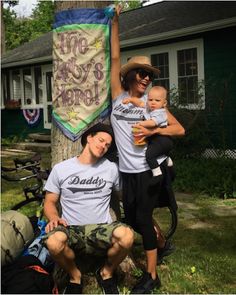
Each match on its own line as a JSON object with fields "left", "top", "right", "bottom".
{"left": 1, "top": 1, "right": 236, "bottom": 154}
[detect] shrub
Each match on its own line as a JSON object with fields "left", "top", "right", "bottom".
{"left": 173, "top": 157, "right": 236, "bottom": 198}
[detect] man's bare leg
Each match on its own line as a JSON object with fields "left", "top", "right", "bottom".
{"left": 46, "top": 231, "right": 81, "bottom": 284}
{"left": 100, "top": 225, "right": 134, "bottom": 279}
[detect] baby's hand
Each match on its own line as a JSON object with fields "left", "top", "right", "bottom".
{"left": 134, "top": 122, "right": 143, "bottom": 127}
{"left": 122, "top": 98, "right": 131, "bottom": 104}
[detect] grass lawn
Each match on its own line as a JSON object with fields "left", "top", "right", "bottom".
{"left": 1, "top": 150, "right": 236, "bottom": 293}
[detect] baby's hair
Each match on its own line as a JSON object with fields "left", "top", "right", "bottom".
{"left": 149, "top": 86, "right": 168, "bottom": 99}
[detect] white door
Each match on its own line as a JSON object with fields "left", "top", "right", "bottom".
{"left": 42, "top": 65, "right": 53, "bottom": 129}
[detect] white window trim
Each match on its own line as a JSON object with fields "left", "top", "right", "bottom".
{"left": 1, "top": 75, "right": 5, "bottom": 109}
{"left": 42, "top": 64, "right": 52, "bottom": 129}
{"left": 121, "top": 38, "right": 205, "bottom": 110}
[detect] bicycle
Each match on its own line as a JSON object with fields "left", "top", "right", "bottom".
{"left": 1, "top": 153, "right": 50, "bottom": 218}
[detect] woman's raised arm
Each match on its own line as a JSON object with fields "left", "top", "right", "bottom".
{"left": 110, "top": 5, "right": 123, "bottom": 100}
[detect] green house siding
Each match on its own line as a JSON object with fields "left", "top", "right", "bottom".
{"left": 1, "top": 109, "right": 48, "bottom": 139}
{"left": 204, "top": 27, "right": 236, "bottom": 149}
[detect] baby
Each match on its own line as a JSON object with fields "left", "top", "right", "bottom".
{"left": 123, "top": 86, "right": 173, "bottom": 185}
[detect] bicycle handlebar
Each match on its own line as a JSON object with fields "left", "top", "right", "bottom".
{"left": 1, "top": 168, "right": 50, "bottom": 182}
{"left": 1, "top": 161, "right": 40, "bottom": 172}
{"left": 14, "top": 153, "right": 41, "bottom": 167}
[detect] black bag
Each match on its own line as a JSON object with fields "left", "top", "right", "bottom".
{"left": 1, "top": 255, "right": 55, "bottom": 294}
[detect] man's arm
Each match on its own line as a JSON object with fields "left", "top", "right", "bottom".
{"left": 44, "top": 191, "right": 68, "bottom": 233}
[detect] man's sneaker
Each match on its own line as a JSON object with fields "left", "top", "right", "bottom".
{"left": 63, "top": 282, "right": 83, "bottom": 294}
{"left": 95, "top": 268, "right": 119, "bottom": 294}
{"left": 131, "top": 272, "right": 161, "bottom": 294}
{"left": 157, "top": 240, "right": 175, "bottom": 265}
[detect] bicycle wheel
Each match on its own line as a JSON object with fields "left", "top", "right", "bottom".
{"left": 153, "top": 206, "right": 178, "bottom": 240}
{"left": 11, "top": 197, "right": 43, "bottom": 217}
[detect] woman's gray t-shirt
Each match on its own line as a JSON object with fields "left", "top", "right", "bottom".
{"left": 111, "top": 92, "right": 166, "bottom": 173}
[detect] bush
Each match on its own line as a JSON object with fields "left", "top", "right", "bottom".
{"left": 173, "top": 157, "right": 236, "bottom": 198}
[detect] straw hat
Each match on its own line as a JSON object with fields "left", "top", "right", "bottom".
{"left": 120, "top": 56, "right": 160, "bottom": 77}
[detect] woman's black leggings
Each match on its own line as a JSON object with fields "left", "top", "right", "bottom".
{"left": 121, "top": 170, "right": 160, "bottom": 250}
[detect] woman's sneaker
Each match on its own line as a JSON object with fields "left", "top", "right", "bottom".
{"left": 131, "top": 272, "right": 161, "bottom": 294}
{"left": 95, "top": 268, "right": 119, "bottom": 294}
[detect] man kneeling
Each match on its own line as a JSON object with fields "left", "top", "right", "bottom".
{"left": 43, "top": 123, "right": 134, "bottom": 294}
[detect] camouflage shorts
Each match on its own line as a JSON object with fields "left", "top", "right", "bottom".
{"left": 43, "top": 221, "right": 130, "bottom": 256}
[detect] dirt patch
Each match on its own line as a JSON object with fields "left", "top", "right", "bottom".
{"left": 177, "top": 201, "right": 200, "bottom": 211}
{"left": 188, "top": 221, "right": 215, "bottom": 229}
{"left": 210, "top": 205, "right": 236, "bottom": 217}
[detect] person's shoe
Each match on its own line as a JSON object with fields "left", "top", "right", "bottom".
{"left": 95, "top": 268, "right": 119, "bottom": 294}
{"left": 149, "top": 175, "right": 163, "bottom": 186}
{"left": 157, "top": 240, "right": 175, "bottom": 265}
{"left": 63, "top": 282, "right": 83, "bottom": 294}
{"left": 131, "top": 272, "right": 161, "bottom": 294}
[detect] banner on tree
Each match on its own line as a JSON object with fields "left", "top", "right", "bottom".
{"left": 52, "top": 8, "right": 111, "bottom": 141}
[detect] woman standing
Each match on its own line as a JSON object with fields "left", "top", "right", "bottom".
{"left": 110, "top": 6, "right": 185, "bottom": 294}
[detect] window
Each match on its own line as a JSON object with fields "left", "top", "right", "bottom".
{"left": 177, "top": 48, "right": 198, "bottom": 105}
{"left": 34, "top": 66, "right": 43, "bottom": 104}
{"left": 150, "top": 39, "right": 205, "bottom": 109}
{"left": 152, "top": 52, "right": 169, "bottom": 90}
{"left": 1, "top": 71, "right": 10, "bottom": 108}
{"left": 23, "top": 68, "right": 33, "bottom": 105}
{"left": 151, "top": 52, "right": 170, "bottom": 102}
{"left": 2, "top": 66, "right": 44, "bottom": 109}
{"left": 12, "top": 70, "right": 21, "bottom": 101}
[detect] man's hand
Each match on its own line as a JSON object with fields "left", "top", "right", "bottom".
{"left": 45, "top": 217, "right": 68, "bottom": 233}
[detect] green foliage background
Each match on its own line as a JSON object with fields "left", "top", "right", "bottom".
{"left": 3, "top": 0, "right": 146, "bottom": 52}
{"left": 3, "top": 0, "right": 55, "bottom": 51}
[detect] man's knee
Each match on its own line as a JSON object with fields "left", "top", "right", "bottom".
{"left": 46, "top": 231, "right": 68, "bottom": 255}
{"left": 112, "top": 225, "right": 134, "bottom": 249}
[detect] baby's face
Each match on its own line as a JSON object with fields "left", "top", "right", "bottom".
{"left": 147, "top": 89, "right": 166, "bottom": 111}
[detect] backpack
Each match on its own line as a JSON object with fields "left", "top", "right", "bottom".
{"left": 23, "top": 235, "right": 54, "bottom": 272}
{"left": 1, "top": 255, "right": 56, "bottom": 294}
{"left": 1, "top": 210, "right": 34, "bottom": 266}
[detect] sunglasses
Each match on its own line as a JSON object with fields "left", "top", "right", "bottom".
{"left": 136, "top": 69, "right": 154, "bottom": 81}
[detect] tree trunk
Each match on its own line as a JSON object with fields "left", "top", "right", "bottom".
{"left": 52, "top": 2, "right": 137, "bottom": 280}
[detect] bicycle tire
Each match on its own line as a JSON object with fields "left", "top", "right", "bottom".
{"left": 119, "top": 201, "right": 177, "bottom": 240}
{"left": 153, "top": 206, "right": 178, "bottom": 240}
{"left": 11, "top": 197, "right": 43, "bottom": 217}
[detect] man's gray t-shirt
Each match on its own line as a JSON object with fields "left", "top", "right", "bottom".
{"left": 44, "top": 157, "right": 120, "bottom": 226}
